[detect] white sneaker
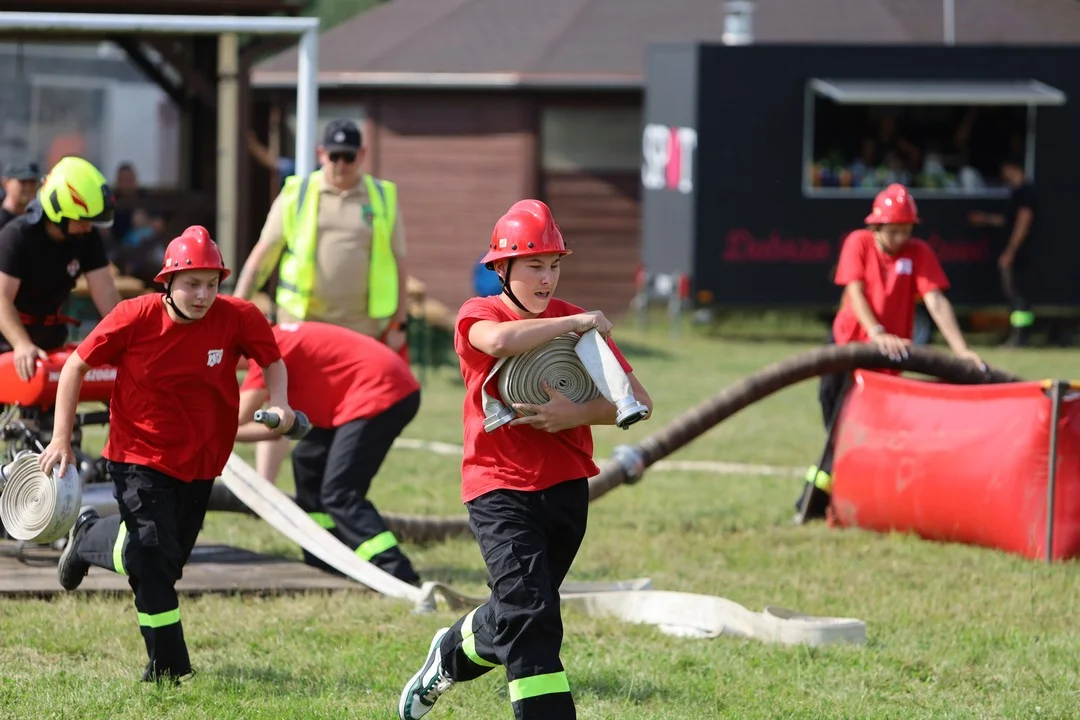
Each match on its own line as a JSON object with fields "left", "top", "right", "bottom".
{"left": 398, "top": 627, "right": 454, "bottom": 720}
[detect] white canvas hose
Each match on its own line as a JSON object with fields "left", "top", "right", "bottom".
{"left": 483, "top": 329, "right": 650, "bottom": 432}
{"left": 219, "top": 456, "right": 866, "bottom": 648}
{"left": 0, "top": 451, "right": 83, "bottom": 544}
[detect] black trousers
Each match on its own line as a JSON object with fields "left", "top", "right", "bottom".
{"left": 76, "top": 462, "right": 213, "bottom": 681}
{"left": 437, "top": 478, "right": 589, "bottom": 720}
{"left": 292, "top": 389, "right": 421, "bottom": 584}
{"left": 817, "top": 368, "right": 850, "bottom": 477}
{"left": 1001, "top": 257, "right": 1034, "bottom": 341}
{"left": 796, "top": 331, "right": 852, "bottom": 518}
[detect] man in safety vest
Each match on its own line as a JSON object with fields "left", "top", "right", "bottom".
{"left": 232, "top": 119, "right": 410, "bottom": 484}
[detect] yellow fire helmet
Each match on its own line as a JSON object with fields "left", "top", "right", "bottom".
{"left": 38, "top": 156, "right": 115, "bottom": 229}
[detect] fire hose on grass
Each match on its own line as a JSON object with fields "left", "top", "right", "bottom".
{"left": 375, "top": 343, "right": 1021, "bottom": 543}
{"left": 19, "top": 339, "right": 1018, "bottom": 646}
{"left": 210, "top": 331, "right": 872, "bottom": 644}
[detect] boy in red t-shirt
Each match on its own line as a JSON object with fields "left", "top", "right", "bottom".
{"left": 796, "top": 184, "right": 984, "bottom": 521}
{"left": 39, "top": 226, "right": 297, "bottom": 683}
{"left": 397, "top": 200, "right": 652, "bottom": 720}
{"left": 234, "top": 320, "right": 422, "bottom": 585}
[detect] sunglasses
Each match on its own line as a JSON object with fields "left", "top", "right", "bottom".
{"left": 328, "top": 152, "right": 357, "bottom": 164}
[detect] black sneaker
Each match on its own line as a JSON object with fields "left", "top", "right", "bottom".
{"left": 57, "top": 508, "right": 98, "bottom": 591}
{"left": 142, "top": 661, "right": 194, "bottom": 686}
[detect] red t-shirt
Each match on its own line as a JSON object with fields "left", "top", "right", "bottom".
{"left": 455, "top": 296, "right": 634, "bottom": 504}
{"left": 240, "top": 321, "right": 420, "bottom": 428}
{"left": 78, "top": 294, "right": 282, "bottom": 482}
{"left": 831, "top": 230, "right": 949, "bottom": 345}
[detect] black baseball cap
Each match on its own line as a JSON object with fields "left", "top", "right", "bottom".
{"left": 3, "top": 157, "right": 40, "bottom": 181}
{"left": 322, "top": 119, "right": 362, "bottom": 153}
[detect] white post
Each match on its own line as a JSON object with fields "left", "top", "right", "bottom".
{"left": 943, "top": 0, "right": 956, "bottom": 46}
{"left": 217, "top": 32, "right": 240, "bottom": 276}
{"left": 722, "top": 0, "right": 755, "bottom": 46}
{"left": 295, "top": 27, "right": 320, "bottom": 177}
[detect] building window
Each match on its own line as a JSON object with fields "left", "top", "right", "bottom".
{"left": 541, "top": 106, "right": 642, "bottom": 172}
{"left": 802, "top": 78, "right": 1064, "bottom": 198}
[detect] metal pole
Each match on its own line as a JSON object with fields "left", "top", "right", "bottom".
{"left": 1045, "top": 380, "right": 1066, "bottom": 563}
{"left": 295, "top": 27, "right": 320, "bottom": 178}
{"left": 943, "top": 0, "right": 956, "bottom": 46}
{"left": 0, "top": 12, "right": 318, "bottom": 35}
{"left": 217, "top": 32, "right": 240, "bottom": 277}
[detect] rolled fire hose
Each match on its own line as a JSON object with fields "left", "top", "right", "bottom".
{"left": 482, "top": 329, "right": 650, "bottom": 432}
{"left": 0, "top": 451, "right": 82, "bottom": 544}
{"left": 376, "top": 343, "right": 1021, "bottom": 543}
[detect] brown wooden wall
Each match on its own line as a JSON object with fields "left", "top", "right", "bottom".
{"left": 543, "top": 171, "right": 640, "bottom": 317}
{"left": 368, "top": 92, "right": 536, "bottom": 312}
{"left": 538, "top": 95, "right": 643, "bottom": 318}
{"left": 246, "top": 88, "right": 644, "bottom": 318}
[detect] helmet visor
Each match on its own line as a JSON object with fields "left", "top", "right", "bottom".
{"left": 90, "top": 184, "right": 115, "bottom": 228}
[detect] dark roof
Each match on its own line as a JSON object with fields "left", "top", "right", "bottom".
{"left": 252, "top": 0, "right": 1080, "bottom": 90}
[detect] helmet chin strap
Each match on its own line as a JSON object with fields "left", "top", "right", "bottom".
{"left": 164, "top": 278, "right": 193, "bottom": 321}
{"left": 499, "top": 259, "right": 534, "bottom": 315}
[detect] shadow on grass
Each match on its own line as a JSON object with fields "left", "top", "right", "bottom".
{"left": 212, "top": 663, "right": 358, "bottom": 697}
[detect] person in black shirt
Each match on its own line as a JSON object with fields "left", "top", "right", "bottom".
{"left": 0, "top": 156, "right": 121, "bottom": 380}
{"left": 969, "top": 157, "right": 1036, "bottom": 346}
{"left": 0, "top": 157, "right": 41, "bottom": 229}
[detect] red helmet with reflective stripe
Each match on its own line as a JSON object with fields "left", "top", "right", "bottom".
{"left": 153, "top": 225, "right": 231, "bottom": 284}
{"left": 481, "top": 199, "right": 571, "bottom": 269}
{"left": 865, "top": 183, "right": 921, "bottom": 225}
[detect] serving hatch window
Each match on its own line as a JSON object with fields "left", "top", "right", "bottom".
{"left": 802, "top": 78, "right": 1066, "bottom": 198}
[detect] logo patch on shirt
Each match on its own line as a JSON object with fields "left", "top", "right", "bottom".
{"left": 361, "top": 203, "right": 374, "bottom": 226}
{"left": 207, "top": 349, "right": 224, "bottom": 367}
{"left": 895, "top": 258, "right": 913, "bottom": 275}
{"left": 66, "top": 259, "right": 80, "bottom": 277}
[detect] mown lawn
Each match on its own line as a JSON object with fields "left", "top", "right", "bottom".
{"left": 1, "top": 320, "right": 1078, "bottom": 719}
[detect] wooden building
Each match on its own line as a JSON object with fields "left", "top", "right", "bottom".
{"left": 249, "top": 0, "right": 693, "bottom": 315}
{"left": 250, "top": 0, "right": 1080, "bottom": 317}
{"left": 8, "top": 0, "right": 1079, "bottom": 318}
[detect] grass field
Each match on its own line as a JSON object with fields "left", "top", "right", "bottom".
{"left": 1, "top": 319, "right": 1079, "bottom": 719}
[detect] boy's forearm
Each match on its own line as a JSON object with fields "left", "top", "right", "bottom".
{"left": 52, "top": 355, "right": 91, "bottom": 442}
{"left": 236, "top": 422, "right": 279, "bottom": 444}
{"left": 925, "top": 293, "right": 968, "bottom": 353}
{"left": 577, "top": 397, "right": 618, "bottom": 426}
{"left": 484, "top": 317, "right": 579, "bottom": 357}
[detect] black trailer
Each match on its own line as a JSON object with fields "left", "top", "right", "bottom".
{"left": 641, "top": 44, "right": 1080, "bottom": 314}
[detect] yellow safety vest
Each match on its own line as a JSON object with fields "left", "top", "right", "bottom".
{"left": 276, "top": 170, "right": 399, "bottom": 320}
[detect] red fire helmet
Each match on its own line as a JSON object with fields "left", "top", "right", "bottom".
{"left": 480, "top": 199, "right": 571, "bottom": 269}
